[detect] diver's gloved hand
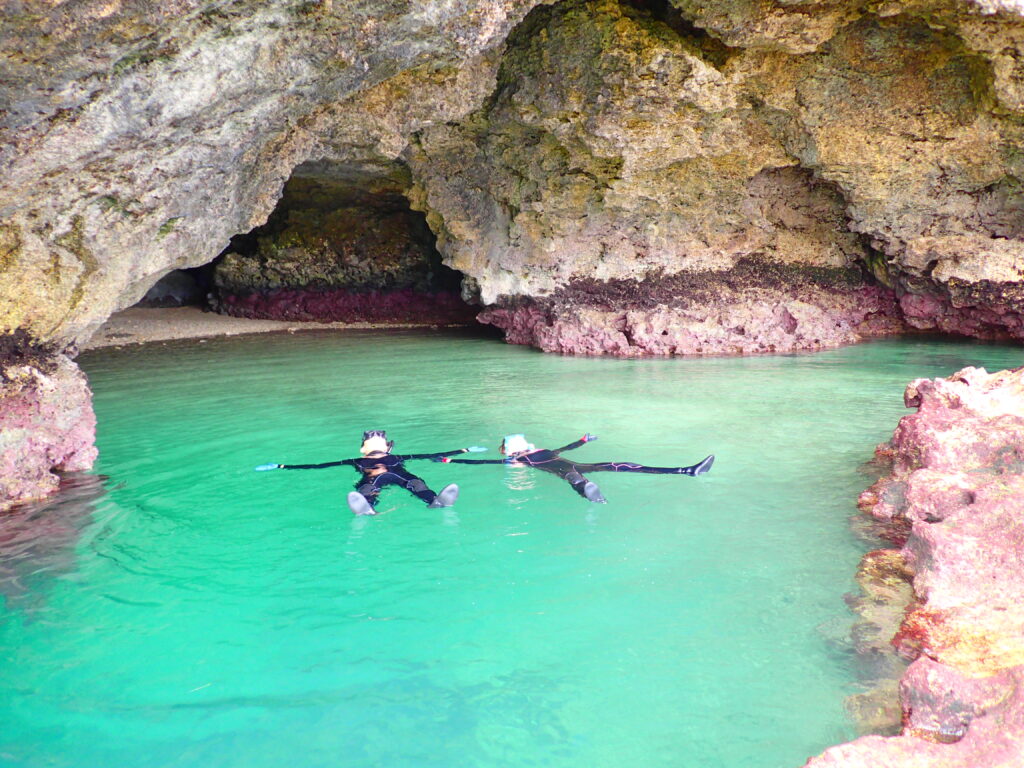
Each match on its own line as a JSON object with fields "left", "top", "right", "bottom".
{"left": 582, "top": 433, "right": 598, "bottom": 442}
{"left": 254, "top": 463, "right": 281, "bottom": 471}
{"left": 466, "top": 446, "right": 487, "bottom": 453}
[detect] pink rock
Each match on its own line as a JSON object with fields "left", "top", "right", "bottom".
{"left": 816, "top": 367, "right": 1024, "bottom": 767}
{"left": 1, "top": 355, "right": 97, "bottom": 511}
{"left": 900, "top": 657, "right": 1015, "bottom": 743}
{"left": 900, "top": 292, "right": 1024, "bottom": 341}
{"left": 479, "top": 281, "right": 904, "bottom": 357}
{"left": 218, "top": 288, "right": 477, "bottom": 325}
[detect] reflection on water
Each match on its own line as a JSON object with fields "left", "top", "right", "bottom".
{"left": 0, "top": 474, "right": 106, "bottom": 616}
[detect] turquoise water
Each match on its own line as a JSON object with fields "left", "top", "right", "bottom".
{"left": 2, "top": 331, "right": 1022, "bottom": 768}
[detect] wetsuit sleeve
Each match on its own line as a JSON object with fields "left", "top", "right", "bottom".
{"left": 436, "top": 457, "right": 508, "bottom": 464}
{"left": 553, "top": 437, "right": 588, "bottom": 454}
{"left": 396, "top": 448, "right": 470, "bottom": 461}
{"left": 278, "top": 459, "right": 357, "bottom": 470}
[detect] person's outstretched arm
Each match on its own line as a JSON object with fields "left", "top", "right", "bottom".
{"left": 434, "top": 456, "right": 507, "bottom": 464}
{"left": 398, "top": 446, "right": 488, "bottom": 461}
{"left": 553, "top": 434, "right": 598, "bottom": 454}
{"left": 255, "top": 458, "right": 357, "bottom": 471}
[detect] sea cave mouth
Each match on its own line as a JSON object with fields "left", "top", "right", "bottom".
{"left": 137, "top": 159, "right": 475, "bottom": 326}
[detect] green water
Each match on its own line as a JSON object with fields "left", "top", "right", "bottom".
{"left": 2, "top": 332, "right": 1022, "bottom": 768}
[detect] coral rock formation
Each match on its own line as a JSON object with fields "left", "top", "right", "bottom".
{"left": 0, "top": 351, "right": 97, "bottom": 513}
{"left": 806, "top": 366, "right": 1024, "bottom": 766}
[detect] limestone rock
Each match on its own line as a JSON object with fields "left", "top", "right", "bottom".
{"left": 5, "top": 0, "right": 1024, "bottom": 355}
{"left": 477, "top": 262, "right": 903, "bottom": 356}
{"left": 213, "top": 182, "right": 439, "bottom": 296}
{"left": 0, "top": 0, "right": 537, "bottom": 346}
{"left": 406, "top": 0, "right": 1024, "bottom": 352}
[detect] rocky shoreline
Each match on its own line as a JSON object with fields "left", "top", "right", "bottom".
{"left": 806, "top": 366, "right": 1024, "bottom": 767}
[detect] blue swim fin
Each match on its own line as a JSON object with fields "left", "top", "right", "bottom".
{"left": 427, "top": 483, "right": 459, "bottom": 508}
{"left": 347, "top": 491, "right": 377, "bottom": 516}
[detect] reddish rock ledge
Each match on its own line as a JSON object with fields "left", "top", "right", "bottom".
{"left": 805, "top": 366, "right": 1024, "bottom": 767}
{"left": 218, "top": 288, "right": 477, "bottom": 326}
{"left": 479, "top": 263, "right": 906, "bottom": 357}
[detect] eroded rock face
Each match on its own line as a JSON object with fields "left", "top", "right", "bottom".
{"left": 478, "top": 261, "right": 903, "bottom": 355}
{"left": 401, "top": 0, "right": 1024, "bottom": 353}
{"left": 806, "top": 366, "right": 1024, "bottom": 767}
{"left": 4, "top": 0, "right": 1024, "bottom": 353}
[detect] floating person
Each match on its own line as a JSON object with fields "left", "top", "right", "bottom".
{"left": 435, "top": 433, "right": 713, "bottom": 503}
{"left": 255, "top": 430, "right": 487, "bottom": 515}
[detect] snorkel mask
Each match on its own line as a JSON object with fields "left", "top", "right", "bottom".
{"left": 501, "top": 434, "right": 534, "bottom": 455}
{"left": 360, "top": 430, "right": 394, "bottom": 455}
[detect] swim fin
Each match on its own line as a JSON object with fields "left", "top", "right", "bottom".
{"left": 688, "top": 455, "right": 714, "bottom": 476}
{"left": 427, "top": 483, "right": 459, "bottom": 508}
{"left": 583, "top": 481, "right": 607, "bottom": 503}
{"left": 347, "top": 491, "right": 377, "bottom": 516}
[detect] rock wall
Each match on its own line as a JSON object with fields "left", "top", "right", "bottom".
{"left": 6, "top": 0, "right": 1024, "bottom": 356}
{"left": 408, "top": 0, "right": 1024, "bottom": 352}
{"left": 0, "top": 0, "right": 538, "bottom": 347}
{"left": 806, "top": 366, "right": 1024, "bottom": 767}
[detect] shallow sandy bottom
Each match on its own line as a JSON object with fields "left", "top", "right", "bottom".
{"left": 81, "top": 306, "right": 456, "bottom": 350}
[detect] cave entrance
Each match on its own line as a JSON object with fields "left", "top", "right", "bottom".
{"left": 145, "top": 160, "right": 474, "bottom": 326}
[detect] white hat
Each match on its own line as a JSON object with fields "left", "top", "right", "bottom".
{"left": 502, "top": 434, "right": 534, "bottom": 454}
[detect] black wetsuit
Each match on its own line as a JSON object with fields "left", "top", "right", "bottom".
{"left": 280, "top": 450, "right": 466, "bottom": 506}
{"left": 441, "top": 438, "right": 709, "bottom": 500}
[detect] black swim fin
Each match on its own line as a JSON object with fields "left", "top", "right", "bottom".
{"left": 347, "top": 491, "right": 377, "bottom": 516}
{"left": 428, "top": 483, "right": 459, "bottom": 508}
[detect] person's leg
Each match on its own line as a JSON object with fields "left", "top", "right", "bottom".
{"left": 348, "top": 476, "right": 384, "bottom": 515}
{"left": 578, "top": 456, "right": 715, "bottom": 476}
{"left": 552, "top": 462, "right": 606, "bottom": 503}
{"left": 392, "top": 469, "right": 459, "bottom": 508}
{"left": 390, "top": 469, "right": 438, "bottom": 505}
{"left": 354, "top": 478, "right": 382, "bottom": 505}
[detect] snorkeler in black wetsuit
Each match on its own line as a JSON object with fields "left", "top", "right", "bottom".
{"left": 255, "top": 430, "right": 487, "bottom": 515}
{"left": 436, "top": 433, "right": 713, "bottom": 503}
